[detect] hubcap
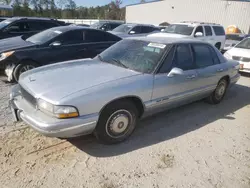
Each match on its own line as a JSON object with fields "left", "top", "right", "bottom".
{"left": 106, "top": 110, "right": 133, "bottom": 138}
{"left": 20, "top": 65, "right": 35, "bottom": 73}
{"left": 215, "top": 82, "right": 226, "bottom": 100}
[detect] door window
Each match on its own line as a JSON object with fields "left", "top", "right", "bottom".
{"left": 204, "top": 26, "right": 212, "bottom": 36}
{"left": 141, "top": 26, "right": 154, "bottom": 33}
{"left": 192, "top": 44, "right": 214, "bottom": 68}
{"left": 130, "top": 26, "right": 141, "bottom": 34}
{"left": 85, "top": 30, "right": 120, "bottom": 42}
{"left": 57, "top": 30, "right": 84, "bottom": 45}
{"left": 173, "top": 44, "right": 194, "bottom": 70}
{"left": 158, "top": 47, "right": 175, "bottom": 73}
{"left": 194, "top": 26, "right": 204, "bottom": 36}
{"left": 7, "top": 21, "right": 30, "bottom": 33}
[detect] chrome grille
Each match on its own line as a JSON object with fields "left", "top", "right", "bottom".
{"left": 20, "top": 86, "right": 36, "bottom": 106}
{"left": 232, "top": 56, "right": 250, "bottom": 62}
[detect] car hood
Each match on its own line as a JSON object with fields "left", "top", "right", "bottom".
{"left": 19, "top": 59, "right": 141, "bottom": 103}
{"left": 227, "top": 47, "right": 250, "bottom": 58}
{"left": 0, "top": 36, "right": 35, "bottom": 53}
{"left": 148, "top": 32, "right": 190, "bottom": 38}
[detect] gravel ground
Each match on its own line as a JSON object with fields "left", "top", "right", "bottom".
{"left": 0, "top": 74, "right": 250, "bottom": 188}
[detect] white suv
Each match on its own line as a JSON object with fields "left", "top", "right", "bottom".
{"left": 149, "top": 22, "right": 226, "bottom": 50}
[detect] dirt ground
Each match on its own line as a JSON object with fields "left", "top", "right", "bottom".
{"left": 0, "top": 74, "right": 249, "bottom": 188}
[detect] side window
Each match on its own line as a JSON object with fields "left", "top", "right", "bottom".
{"left": 100, "top": 23, "right": 109, "bottom": 31}
{"left": 192, "top": 44, "right": 214, "bottom": 68}
{"left": 158, "top": 46, "right": 175, "bottom": 73}
{"left": 42, "top": 21, "right": 60, "bottom": 29}
{"left": 141, "top": 26, "right": 154, "bottom": 33}
{"left": 212, "top": 26, "right": 225, "bottom": 36}
{"left": 204, "top": 26, "right": 212, "bottom": 36}
{"left": 110, "top": 23, "right": 120, "bottom": 30}
{"left": 7, "top": 21, "right": 29, "bottom": 32}
{"left": 131, "top": 26, "right": 141, "bottom": 34}
{"left": 85, "top": 30, "right": 120, "bottom": 42}
{"left": 27, "top": 21, "right": 47, "bottom": 31}
{"left": 194, "top": 26, "right": 204, "bottom": 35}
{"left": 58, "top": 30, "right": 84, "bottom": 44}
{"left": 173, "top": 44, "right": 194, "bottom": 71}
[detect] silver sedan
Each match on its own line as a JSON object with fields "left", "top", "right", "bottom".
{"left": 10, "top": 37, "right": 240, "bottom": 144}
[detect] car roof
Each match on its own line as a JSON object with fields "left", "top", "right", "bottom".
{"left": 124, "top": 23, "right": 156, "bottom": 27}
{"left": 128, "top": 36, "right": 206, "bottom": 45}
{"left": 173, "top": 22, "right": 223, "bottom": 27}
{"left": 5, "top": 17, "right": 58, "bottom": 21}
{"left": 48, "top": 25, "right": 102, "bottom": 32}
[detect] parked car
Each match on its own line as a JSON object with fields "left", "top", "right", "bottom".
{"left": 222, "top": 33, "right": 250, "bottom": 53}
{"left": 224, "top": 37, "right": 250, "bottom": 73}
{"left": 109, "top": 23, "right": 160, "bottom": 38}
{"left": 0, "top": 17, "right": 65, "bottom": 40}
{"left": 10, "top": 37, "right": 240, "bottom": 144}
{"left": 77, "top": 24, "right": 90, "bottom": 27}
{"left": 0, "top": 26, "right": 121, "bottom": 82}
{"left": 90, "top": 21, "right": 123, "bottom": 31}
{"left": 149, "top": 21, "right": 226, "bottom": 50}
{"left": 157, "top": 26, "right": 167, "bottom": 32}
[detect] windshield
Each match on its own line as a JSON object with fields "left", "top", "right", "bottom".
{"left": 26, "top": 28, "right": 63, "bottom": 44}
{"left": 226, "top": 34, "right": 244, "bottom": 41}
{"left": 0, "top": 19, "right": 13, "bottom": 29}
{"left": 164, "top": 24, "right": 194, "bottom": 36}
{"left": 112, "top": 24, "right": 133, "bottom": 33}
{"left": 98, "top": 39, "right": 167, "bottom": 73}
{"left": 235, "top": 38, "right": 250, "bottom": 49}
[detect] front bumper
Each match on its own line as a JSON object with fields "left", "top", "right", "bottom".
{"left": 10, "top": 85, "right": 98, "bottom": 138}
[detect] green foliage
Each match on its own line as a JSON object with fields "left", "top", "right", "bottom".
{"left": 0, "top": 0, "right": 125, "bottom": 20}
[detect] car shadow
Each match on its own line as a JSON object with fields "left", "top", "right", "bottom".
{"left": 69, "top": 84, "right": 250, "bottom": 157}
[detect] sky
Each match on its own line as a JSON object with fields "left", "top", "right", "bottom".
{"left": 74, "top": 0, "right": 154, "bottom": 7}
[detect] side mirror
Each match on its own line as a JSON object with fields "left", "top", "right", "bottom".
{"left": 50, "top": 41, "right": 62, "bottom": 47}
{"left": 194, "top": 32, "right": 203, "bottom": 37}
{"left": 167, "top": 67, "right": 184, "bottom": 77}
{"left": 129, "top": 31, "right": 135, "bottom": 34}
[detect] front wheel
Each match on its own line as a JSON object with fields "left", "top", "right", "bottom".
{"left": 94, "top": 100, "right": 138, "bottom": 144}
{"left": 13, "top": 62, "right": 37, "bottom": 82}
{"left": 206, "top": 78, "right": 228, "bottom": 104}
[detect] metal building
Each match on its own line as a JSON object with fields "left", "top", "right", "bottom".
{"left": 126, "top": 0, "right": 250, "bottom": 34}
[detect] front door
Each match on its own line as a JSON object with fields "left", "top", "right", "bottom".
{"left": 151, "top": 44, "right": 200, "bottom": 112}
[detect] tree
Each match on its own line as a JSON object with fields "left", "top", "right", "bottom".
{"left": 0, "top": 0, "right": 12, "bottom": 4}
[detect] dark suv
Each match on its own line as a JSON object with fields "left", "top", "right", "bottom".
{"left": 0, "top": 17, "right": 65, "bottom": 40}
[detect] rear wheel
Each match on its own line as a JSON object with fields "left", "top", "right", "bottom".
{"left": 206, "top": 78, "right": 228, "bottom": 104}
{"left": 13, "top": 61, "right": 37, "bottom": 82}
{"left": 94, "top": 100, "right": 138, "bottom": 144}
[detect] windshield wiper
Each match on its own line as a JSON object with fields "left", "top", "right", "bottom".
{"left": 97, "top": 55, "right": 104, "bottom": 62}
{"left": 111, "top": 58, "right": 129, "bottom": 69}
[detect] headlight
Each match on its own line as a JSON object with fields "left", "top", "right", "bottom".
{"left": 224, "top": 52, "right": 232, "bottom": 59}
{"left": 37, "top": 99, "right": 79, "bottom": 119}
{"left": 0, "top": 51, "right": 15, "bottom": 61}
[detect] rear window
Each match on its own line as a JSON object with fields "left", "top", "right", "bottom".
{"left": 212, "top": 26, "right": 225, "bottom": 36}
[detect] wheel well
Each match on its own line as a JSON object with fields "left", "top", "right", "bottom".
{"left": 18, "top": 59, "right": 40, "bottom": 66}
{"left": 215, "top": 42, "right": 221, "bottom": 48}
{"left": 220, "top": 75, "right": 230, "bottom": 86}
{"left": 100, "top": 97, "right": 145, "bottom": 118}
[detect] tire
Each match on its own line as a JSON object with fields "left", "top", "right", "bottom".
{"left": 206, "top": 78, "right": 228, "bottom": 104}
{"left": 215, "top": 43, "right": 221, "bottom": 50}
{"left": 94, "top": 100, "right": 138, "bottom": 144}
{"left": 13, "top": 61, "right": 37, "bottom": 82}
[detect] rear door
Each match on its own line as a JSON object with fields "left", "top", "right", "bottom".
{"left": 152, "top": 44, "right": 200, "bottom": 111}
{"left": 194, "top": 25, "right": 206, "bottom": 42}
{"left": 192, "top": 43, "right": 224, "bottom": 95}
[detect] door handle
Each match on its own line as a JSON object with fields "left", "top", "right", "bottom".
{"left": 186, "top": 74, "right": 196, "bottom": 79}
{"left": 217, "top": 68, "right": 224, "bottom": 72}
